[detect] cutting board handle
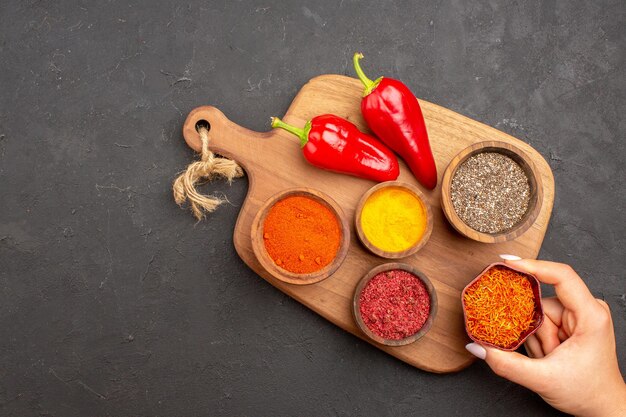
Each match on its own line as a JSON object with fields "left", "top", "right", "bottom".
{"left": 182, "top": 105, "right": 272, "bottom": 167}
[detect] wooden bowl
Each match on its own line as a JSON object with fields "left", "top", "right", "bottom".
{"left": 352, "top": 263, "right": 438, "bottom": 347}
{"left": 251, "top": 188, "right": 350, "bottom": 285}
{"left": 355, "top": 182, "right": 433, "bottom": 259}
{"left": 440, "top": 141, "right": 543, "bottom": 243}
{"left": 461, "top": 262, "right": 544, "bottom": 351}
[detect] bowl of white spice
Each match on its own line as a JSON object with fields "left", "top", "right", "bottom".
{"left": 440, "top": 141, "right": 543, "bottom": 243}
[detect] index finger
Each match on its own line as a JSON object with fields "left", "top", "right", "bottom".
{"left": 504, "top": 259, "right": 598, "bottom": 323}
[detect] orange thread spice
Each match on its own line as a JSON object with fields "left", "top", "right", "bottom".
{"left": 263, "top": 196, "right": 341, "bottom": 274}
{"left": 463, "top": 266, "right": 536, "bottom": 349}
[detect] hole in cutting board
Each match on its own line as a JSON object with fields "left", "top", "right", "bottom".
{"left": 195, "top": 119, "right": 211, "bottom": 133}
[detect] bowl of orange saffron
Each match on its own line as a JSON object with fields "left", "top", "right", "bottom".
{"left": 355, "top": 182, "right": 433, "bottom": 259}
{"left": 462, "top": 263, "right": 544, "bottom": 351}
{"left": 251, "top": 188, "right": 350, "bottom": 285}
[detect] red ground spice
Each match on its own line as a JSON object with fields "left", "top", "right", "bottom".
{"left": 263, "top": 195, "right": 341, "bottom": 274}
{"left": 359, "top": 269, "right": 431, "bottom": 340}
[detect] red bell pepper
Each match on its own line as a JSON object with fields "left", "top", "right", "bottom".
{"left": 270, "top": 114, "right": 399, "bottom": 182}
{"left": 353, "top": 53, "right": 438, "bottom": 189}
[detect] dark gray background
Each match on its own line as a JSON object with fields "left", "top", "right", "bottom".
{"left": 1, "top": 1, "right": 624, "bottom": 416}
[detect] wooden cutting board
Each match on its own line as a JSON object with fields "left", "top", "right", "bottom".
{"left": 181, "top": 75, "right": 555, "bottom": 373}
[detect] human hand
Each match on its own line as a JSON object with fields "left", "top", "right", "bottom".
{"left": 465, "top": 258, "right": 626, "bottom": 417}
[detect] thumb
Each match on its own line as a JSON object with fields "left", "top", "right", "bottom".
{"left": 467, "top": 343, "right": 546, "bottom": 391}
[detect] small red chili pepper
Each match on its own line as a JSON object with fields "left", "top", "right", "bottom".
{"left": 353, "top": 53, "right": 438, "bottom": 190}
{"left": 270, "top": 114, "right": 400, "bottom": 182}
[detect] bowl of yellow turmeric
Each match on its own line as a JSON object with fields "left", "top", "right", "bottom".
{"left": 355, "top": 182, "right": 433, "bottom": 259}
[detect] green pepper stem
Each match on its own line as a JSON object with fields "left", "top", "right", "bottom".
{"left": 353, "top": 52, "right": 383, "bottom": 96}
{"left": 270, "top": 117, "right": 309, "bottom": 147}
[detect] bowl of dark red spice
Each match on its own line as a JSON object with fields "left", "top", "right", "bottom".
{"left": 462, "top": 263, "right": 544, "bottom": 351}
{"left": 353, "top": 263, "right": 437, "bottom": 346}
{"left": 251, "top": 188, "right": 350, "bottom": 285}
{"left": 441, "top": 141, "right": 543, "bottom": 243}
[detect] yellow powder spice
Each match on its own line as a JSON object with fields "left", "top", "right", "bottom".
{"left": 360, "top": 187, "right": 427, "bottom": 253}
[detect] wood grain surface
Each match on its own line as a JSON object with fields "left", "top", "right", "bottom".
{"left": 182, "top": 74, "right": 555, "bottom": 373}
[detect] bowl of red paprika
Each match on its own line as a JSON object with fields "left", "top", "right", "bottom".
{"left": 251, "top": 188, "right": 350, "bottom": 285}
{"left": 462, "top": 262, "right": 544, "bottom": 351}
{"left": 352, "top": 263, "right": 437, "bottom": 346}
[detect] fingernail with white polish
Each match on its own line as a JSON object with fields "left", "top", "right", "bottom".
{"left": 499, "top": 254, "right": 522, "bottom": 261}
{"left": 466, "top": 343, "right": 487, "bottom": 360}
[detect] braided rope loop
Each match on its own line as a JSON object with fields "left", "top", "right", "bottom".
{"left": 172, "top": 127, "right": 244, "bottom": 220}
